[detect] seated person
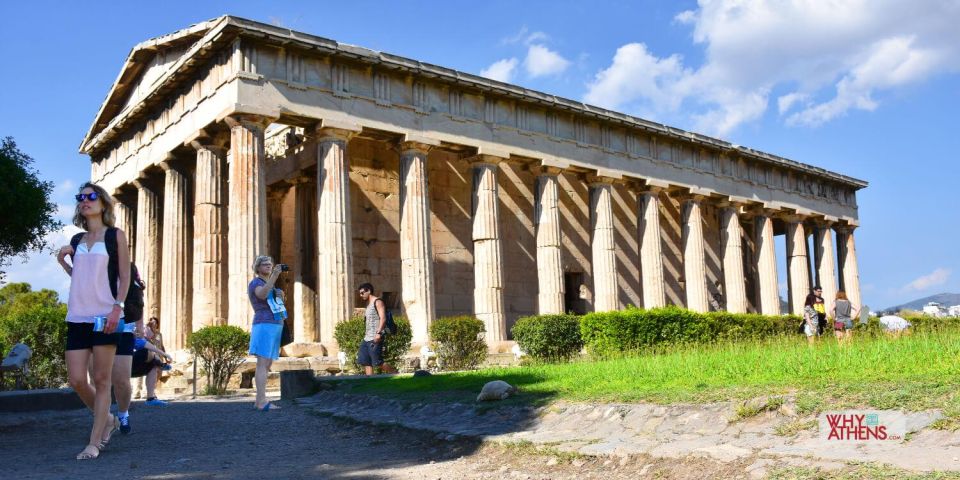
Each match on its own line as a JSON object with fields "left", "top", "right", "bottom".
{"left": 131, "top": 337, "right": 173, "bottom": 406}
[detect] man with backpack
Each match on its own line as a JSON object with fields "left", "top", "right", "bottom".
{"left": 356, "top": 283, "right": 396, "bottom": 375}
{"left": 111, "top": 263, "right": 145, "bottom": 434}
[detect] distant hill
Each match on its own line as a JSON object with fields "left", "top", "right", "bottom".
{"left": 883, "top": 293, "right": 960, "bottom": 313}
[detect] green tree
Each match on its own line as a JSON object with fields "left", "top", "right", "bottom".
{"left": 0, "top": 137, "right": 62, "bottom": 281}
{"left": 0, "top": 283, "right": 67, "bottom": 389}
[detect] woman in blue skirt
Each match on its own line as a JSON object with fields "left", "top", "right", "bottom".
{"left": 247, "top": 255, "right": 287, "bottom": 411}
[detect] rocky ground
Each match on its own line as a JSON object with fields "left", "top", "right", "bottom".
{"left": 1, "top": 390, "right": 958, "bottom": 479}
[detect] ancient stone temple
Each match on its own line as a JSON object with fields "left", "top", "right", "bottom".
{"left": 81, "top": 16, "right": 866, "bottom": 354}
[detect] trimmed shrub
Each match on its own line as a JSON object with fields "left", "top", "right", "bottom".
{"left": 430, "top": 315, "right": 487, "bottom": 370}
{"left": 187, "top": 325, "right": 249, "bottom": 395}
{"left": 511, "top": 314, "right": 583, "bottom": 362}
{"left": 0, "top": 304, "right": 68, "bottom": 389}
{"left": 580, "top": 305, "right": 801, "bottom": 358}
{"left": 334, "top": 314, "right": 413, "bottom": 373}
{"left": 854, "top": 314, "right": 960, "bottom": 336}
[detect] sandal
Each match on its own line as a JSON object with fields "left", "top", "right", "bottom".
{"left": 76, "top": 444, "right": 100, "bottom": 460}
{"left": 99, "top": 414, "right": 120, "bottom": 450}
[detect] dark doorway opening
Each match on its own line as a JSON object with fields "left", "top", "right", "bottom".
{"left": 564, "top": 272, "right": 587, "bottom": 315}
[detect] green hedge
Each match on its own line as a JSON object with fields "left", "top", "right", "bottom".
{"left": 0, "top": 304, "right": 68, "bottom": 389}
{"left": 854, "top": 314, "right": 960, "bottom": 336}
{"left": 333, "top": 315, "right": 413, "bottom": 373}
{"left": 580, "top": 305, "right": 801, "bottom": 358}
{"left": 430, "top": 315, "right": 487, "bottom": 370}
{"left": 511, "top": 314, "right": 583, "bottom": 362}
{"left": 187, "top": 325, "right": 249, "bottom": 395}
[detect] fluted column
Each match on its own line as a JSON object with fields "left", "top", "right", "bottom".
{"left": 133, "top": 179, "right": 161, "bottom": 322}
{"left": 814, "top": 222, "right": 838, "bottom": 316}
{"left": 114, "top": 200, "right": 134, "bottom": 257}
{"left": 471, "top": 156, "right": 506, "bottom": 344}
{"left": 159, "top": 161, "right": 191, "bottom": 351}
{"left": 590, "top": 179, "right": 618, "bottom": 312}
{"left": 785, "top": 217, "right": 811, "bottom": 315}
{"left": 291, "top": 177, "right": 318, "bottom": 344}
{"left": 399, "top": 143, "right": 436, "bottom": 345}
{"left": 720, "top": 205, "right": 748, "bottom": 313}
{"left": 837, "top": 225, "right": 862, "bottom": 311}
{"left": 316, "top": 127, "right": 356, "bottom": 347}
{"left": 755, "top": 213, "right": 781, "bottom": 315}
{"left": 227, "top": 115, "right": 269, "bottom": 331}
{"left": 192, "top": 142, "right": 227, "bottom": 329}
{"left": 534, "top": 167, "right": 564, "bottom": 314}
{"left": 682, "top": 196, "right": 709, "bottom": 312}
{"left": 639, "top": 188, "right": 666, "bottom": 308}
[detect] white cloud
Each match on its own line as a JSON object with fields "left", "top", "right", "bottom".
{"left": 502, "top": 27, "right": 549, "bottom": 46}
{"left": 903, "top": 268, "right": 951, "bottom": 292}
{"left": 524, "top": 44, "right": 571, "bottom": 78}
{"left": 480, "top": 58, "right": 519, "bottom": 83}
{"left": 3, "top": 224, "right": 82, "bottom": 301}
{"left": 584, "top": 0, "right": 960, "bottom": 137}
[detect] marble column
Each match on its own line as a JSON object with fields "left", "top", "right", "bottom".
{"left": 682, "top": 196, "right": 709, "bottom": 312}
{"left": 226, "top": 115, "right": 269, "bottom": 331}
{"left": 316, "top": 127, "right": 355, "bottom": 347}
{"left": 837, "top": 225, "right": 862, "bottom": 310}
{"left": 814, "top": 222, "right": 838, "bottom": 316}
{"left": 399, "top": 143, "right": 436, "bottom": 345}
{"left": 192, "top": 142, "right": 227, "bottom": 328}
{"left": 755, "top": 213, "right": 781, "bottom": 316}
{"left": 785, "top": 217, "right": 811, "bottom": 315}
{"left": 132, "top": 179, "right": 161, "bottom": 322}
{"left": 720, "top": 205, "right": 748, "bottom": 313}
{"left": 291, "top": 177, "right": 318, "bottom": 344}
{"left": 471, "top": 156, "right": 506, "bottom": 343}
{"left": 590, "top": 179, "right": 618, "bottom": 312}
{"left": 534, "top": 167, "right": 564, "bottom": 314}
{"left": 639, "top": 188, "right": 666, "bottom": 308}
{"left": 159, "top": 161, "right": 191, "bottom": 351}
{"left": 114, "top": 200, "right": 134, "bottom": 257}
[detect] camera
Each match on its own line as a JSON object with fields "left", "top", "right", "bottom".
{"left": 278, "top": 264, "right": 290, "bottom": 272}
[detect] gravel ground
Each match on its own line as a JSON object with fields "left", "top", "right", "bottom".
{"left": 0, "top": 392, "right": 756, "bottom": 480}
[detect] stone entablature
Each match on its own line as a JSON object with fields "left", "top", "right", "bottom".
{"left": 82, "top": 16, "right": 864, "bottom": 226}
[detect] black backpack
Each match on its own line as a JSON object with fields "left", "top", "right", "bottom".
{"left": 376, "top": 298, "right": 397, "bottom": 335}
{"left": 124, "top": 264, "right": 145, "bottom": 321}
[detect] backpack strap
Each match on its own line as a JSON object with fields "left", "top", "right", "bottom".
{"left": 105, "top": 227, "right": 120, "bottom": 299}
{"left": 69, "top": 232, "right": 84, "bottom": 252}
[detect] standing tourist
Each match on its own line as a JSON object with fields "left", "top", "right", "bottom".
{"left": 831, "top": 291, "right": 859, "bottom": 345}
{"left": 356, "top": 283, "right": 396, "bottom": 375}
{"left": 56, "top": 182, "right": 131, "bottom": 460}
{"left": 110, "top": 263, "right": 145, "bottom": 434}
{"left": 812, "top": 286, "right": 827, "bottom": 335}
{"left": 802, "top": 294, "right": 820, "bottom": 346}
{"left": 248, "top": 255, "right": 287, "bottom": 411}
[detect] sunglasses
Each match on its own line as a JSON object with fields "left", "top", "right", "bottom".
{"left": 75, "top": 192, "right": 100, "bottom": 203}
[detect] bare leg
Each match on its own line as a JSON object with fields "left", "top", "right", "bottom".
{"left": 90, "top": 344, "right": 117, "bottom": 448}
{"left": 364, "top": 365, "right": 373, "bottom": 375}
{"left": 145, "top": 367, "right": 158, "bottom": 399}
{"left": 254, "top": 356, "right": 277, "bottom": 409}
{"left": 66, "top": 349, "right": 95, "bottom": 410}
{"left": 112, "top": 355, "right": 133, "bottom": 413}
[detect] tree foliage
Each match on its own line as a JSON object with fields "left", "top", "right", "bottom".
{"left": 187, "top": 325, "right": 250, "bottom": 395}
{"left": 0, "top": 137, "right": 62, "bottom": 279}
{"left": 0, "top": 283, "right": 67, "bottom": 390}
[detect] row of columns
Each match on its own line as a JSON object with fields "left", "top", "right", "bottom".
{"left": 119, "top": 115, "right": 861, "bottom": 352}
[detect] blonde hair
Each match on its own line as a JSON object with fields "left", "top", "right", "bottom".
{"left": 73, "top": 182, "right": 116, "bottom": 230}
{"left": 252, "top": 255, "right": 273, "bottom": 273}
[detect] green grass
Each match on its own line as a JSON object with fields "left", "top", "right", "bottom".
{"left": 338, "top": 328, "right": 960, "bottom": 415}
{"left": 769, "top": 464, "right": 960, "bottom": 479}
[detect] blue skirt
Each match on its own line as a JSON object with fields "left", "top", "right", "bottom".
{"left": 249, "top": 323, "right": 283, "bottom": 360}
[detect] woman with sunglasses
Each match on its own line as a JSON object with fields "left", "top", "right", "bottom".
{"left": 56, "top": 182, "right": 131, "bottom": 460}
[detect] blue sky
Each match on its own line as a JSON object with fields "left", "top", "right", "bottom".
{"left": 2, "top": 1, "right": 958, "bottom": 310}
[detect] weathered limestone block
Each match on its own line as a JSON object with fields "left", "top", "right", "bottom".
{"left": 471, "top": 158, "right": 506, "bottom": 344}
{"left": 682, "top": 197, "right": 709, "bottom": 312}
{"left": 160, "top": 161, "right": 192, "bottom": 351}
{"left": 399, "top": 145, "right": 437, "bottom": 345}
{"left": 639, "top": 188, "right": 666, "bottom": 308}
{"left": 133, "top": 179, "right": 161, "bottom": 321}
{"left": 785, "top": 218, "right": 811, "bottom": 315}
{"left": 534, "top": 168, "right": 564, "bottom": 314}
{"left": 590, "top": 181, "right": 618, "bottom": 312}
{"left": 227, "top": 115, "right": 269, "bottom": 331}
{"left": 720, "top": 206, "right": 748, "bottom": 313}
{"left": 755, "top": 213, "right": 780, "bottom": 316}
{"left": 192, "top": 142, "right": 227, "bottom": 328}
{"left": 317, "top": 127, "right": 357, "bottom": 348}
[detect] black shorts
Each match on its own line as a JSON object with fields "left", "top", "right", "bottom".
{"left": 130, "top": 349, "right": 153, "bottom": 378}
{"left": 65, "top": 322, "right": 121, "bottom": 351}
{"left": 116, "top": 332, "right": 135, "bottom": 356}
{"left": 357, "top": 340, "right": 383, "bottom": 367}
